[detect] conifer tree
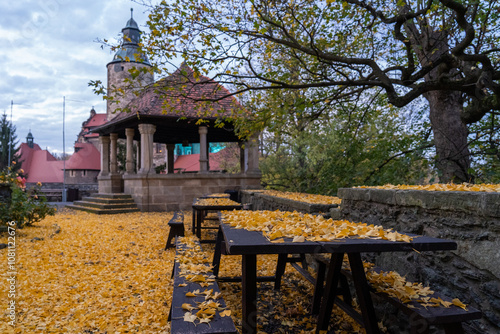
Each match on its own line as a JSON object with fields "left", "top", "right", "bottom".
{"left": 0, "top": 112, "right": 21, "bottom": 172}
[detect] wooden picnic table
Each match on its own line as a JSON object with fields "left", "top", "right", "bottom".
{"left": 191, "top": 199, "right": 242, "bottom": 243}
{"left": 212, "top": 220, "right": 457, "bottom": 334}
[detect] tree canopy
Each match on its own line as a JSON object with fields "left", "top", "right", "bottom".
{"left": 116, "top": 0, "right": 500, "bottom": 183}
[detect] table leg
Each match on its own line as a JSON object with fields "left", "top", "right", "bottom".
{"left": 274, "top": 254, "right": 288, "bottom": 290}
{"left": 212, "top": 227, "right": 223, "bottom": 277}
{"left": 311, "top": 258, "right": 327, "bottom": 315}
{"left": 316, "top": 253, "right": 344, "bottom": 333}
{"left": 196, "top": 209, "right": 203, "bottom": 239}
{"left": 242, "top": 254, "right": 257, "bottom": 334}
{"left": 348, "top": 253, "right": 380, "bottom": 334}
{"left": 191, "top": 208, "right": 196, "bottom": 234}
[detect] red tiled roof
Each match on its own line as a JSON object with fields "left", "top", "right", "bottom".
{"left": 116, "top": 63, "right": 246, "bottom": 121}
{"left": 66, "top": 143, "right": 100, "bottom": 170}
{"left": 25, "top": 150, "right": 64, "bottom": 184}
{"left": 84, "top": 113, "right": 107, "bottom": 129}
{"left": 18, "top": 142, "right": 42, "bottom": 174}
{"left": 174, "top": 151, "right": 226, "bottom": 172}
{"left": 79, "top": 113, "right": 108, "bottom": 139}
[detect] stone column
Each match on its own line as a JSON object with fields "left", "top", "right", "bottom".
{"left": 99, "top": 135, "right": 110, "bottom": 176}
{"left": 109, "top": 133, "right": 118, "bottom": 174}
{"left": 138, "top": 123, "right": 156, "bottom": 174}
{"left": 125, "top": 128, "right": 135, "bottom": 174}
{"left": 246, "top": 132, "right": 261, "bottom": 175}
{"left": 199, "top": 126, "right": 208, "bottom": 173}
{"left": 136, "top": 141, "right": 141, "bottom": 171}
{"left": 167, "top": 144, "right": 176, "bottom": 174}
{"left": 239, "top": 142, "right": 246, "bottom": 174}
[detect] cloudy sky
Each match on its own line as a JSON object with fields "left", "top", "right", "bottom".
{"left": 1, "top": 0, "right": 153, "bottom": 155}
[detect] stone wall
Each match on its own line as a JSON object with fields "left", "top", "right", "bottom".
{"left": 338, "top": 188, "right": 500, "bottom": 333}
{"left": 240, "top": 190, "right": 338, "bottom": 216}
{"left": 118, "top": 173, "right": 261, "bottom": 211}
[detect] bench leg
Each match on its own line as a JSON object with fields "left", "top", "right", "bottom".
{"left": 443, "top": 323, "right": 464, "bottom": 334}
{"left": 165, "top": 224, "right": 185, "bottom": 250}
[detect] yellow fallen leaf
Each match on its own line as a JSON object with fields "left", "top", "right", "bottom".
{"left": 292, "top": 235, "right": 305, "bottom": 243}
{"left": 220, "top": 309, "right": 231, "bottom": 317}
{"left": 452, "top": 298, "right": 467, "bottom": 310}
{"left": 183, "top": 312, "right": 197, "bottom": 324}
{"left": 182, "top": 303, "right": 195, "bottom": 311}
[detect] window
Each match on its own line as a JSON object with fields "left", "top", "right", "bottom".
{"left": 69, "top": 170, "right": 76, "bottom": 177}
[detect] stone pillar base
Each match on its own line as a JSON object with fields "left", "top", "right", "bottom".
{"left": 98, "top": 174, "right": 124, "bottom": 194}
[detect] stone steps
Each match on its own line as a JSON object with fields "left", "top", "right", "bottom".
{"left": 66, "top": 193, "right": 140, "bottom": 214}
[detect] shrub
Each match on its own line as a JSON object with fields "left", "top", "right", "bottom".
{"left": 0, "top": 167, "right": 56, "bottom": 228}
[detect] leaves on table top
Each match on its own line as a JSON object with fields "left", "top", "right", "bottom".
{"left": 205, "top": 193, "right": 231, "bottom": 198}
{"left": 194, "top": 197, "right": 240, "bottom": 206}
{"left": 221, "top": 210, "right": 413, "bottom": 243}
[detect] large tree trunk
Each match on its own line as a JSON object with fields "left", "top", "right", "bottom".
{"left": 402, "top": 7, "right": 473, "bottom": 183}
{"left": 425, "top": 90, "right": 472, "bottom": 183}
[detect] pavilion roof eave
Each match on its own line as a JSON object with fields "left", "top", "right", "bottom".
{"left": 90, "top": 114, "right": 242, "bottom": 144}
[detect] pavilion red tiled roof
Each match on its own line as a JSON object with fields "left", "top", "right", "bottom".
{"left": 116, "top": 63, "right": 246, "bottom": 121}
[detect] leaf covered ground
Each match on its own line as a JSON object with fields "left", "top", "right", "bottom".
{"left": 0, "top": 209, "right": 364, "bottom": 333}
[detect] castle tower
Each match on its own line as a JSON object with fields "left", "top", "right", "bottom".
{"left": 106, "top": 8, "right": 154, "bottom": 121}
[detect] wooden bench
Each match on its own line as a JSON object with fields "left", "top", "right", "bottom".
{"left": 339, "top": 263, "right": 481, "bottom": 333}
{"left": 31, "top": 189, "right": 63, "bottom": 201}
{"left": 169, "top": 236, "right": 237, "bottom": 334}
{"left": 277, "top": 254, "right": 482, "bottom": 333}
{"left": 165, "top": 211, "right": 185, "bottom": 249}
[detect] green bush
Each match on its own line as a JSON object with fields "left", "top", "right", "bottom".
{"left": 0, "top": 167, "right": 56, "bottom": 228}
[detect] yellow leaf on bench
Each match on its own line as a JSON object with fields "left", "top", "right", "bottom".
{"left": 220, "top": 309, "right": 231, "bottom": 317}
{"left": 182, "top": 303, "right": 195, "bottom": 311}
{"left": 452, "top": 298, "right": 467, "bottom": 310}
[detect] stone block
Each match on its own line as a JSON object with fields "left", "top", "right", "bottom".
{"left": 151, "top": 195, "right": 168, "bottom": 204}
{"left": 395, "top": 190, "right": 429, "bottom": 208}
{"left": 200, "top": 178, "right": 221, "bottom": 187}
{"left": 458, "top": 239, "right": 500, "bottom": 280}
{"left": 433, "top": 191, "right": 483, "bottom": 213}
{"left": 369, "top": 189, "right": 396, "bottom": 205}
{"left": 330, "top": 208, "right": 343, "bottom": 220}
{"left": 484, "top": 193, "right": 500, "bottom": 218}
{"left": 181, "top": 178, "right": 202, "bottom": 187}
{"left": 338, "top": 188, "right": 371, "bottom": 201}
